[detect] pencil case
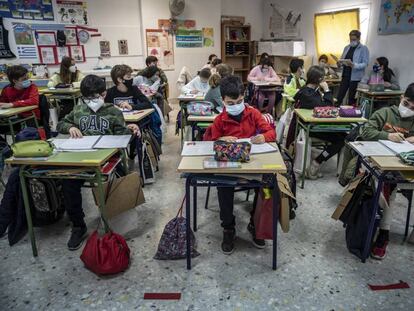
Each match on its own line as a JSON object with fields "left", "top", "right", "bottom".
{"left": 11, "top": 140, "right": 53, "bottom": 158}
{"left": 313, "top": 106, "right": 339, "bottom": 118}
{"left": 339, "top": 107, "right": 362, "bottom": 118}
{"left": 213, "top": 140, "right": 251, "bottom": 162}
{"left": 187, "top": 101, "right": 213, "bottom": 116}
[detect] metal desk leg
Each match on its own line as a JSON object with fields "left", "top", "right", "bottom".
{"left": 19, "top": 166, "right": 37, "bottom": 257}
{"left": 362, "top": 177, "right": 383, "bottom": 262}
{"left": 8, "top": 118, "right": 16, "bottom": 143}
{"left": 191, "top": 123, "right": 196, "bottom": 141}
{"left": 205, "top": 183, "right": 211, "bottom": 210}
{"left": 272, "top": 175, "right": 281, "bottom": 270}
{"left": 180, "top": 103, "right": 185, "bottom": 149}
{"left": 185, "top": 175, "right": 192, "bottom": 270}
{"left": 404, "top": 190, "right": 413, "bottom": 241}
{"left": 95, "top": 169, "right": 110, "bottom": 232}
{"left": 193, "top": 184, "right": 197, "bottom": 232}
{"left": 300, "top": 124, "right": 310, "bottom": 189}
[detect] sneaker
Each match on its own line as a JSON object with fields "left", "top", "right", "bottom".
{"left": 371, "top": 240, "right": 388, "bottom": 260}
{"left": 247, "top": 222, "right": 266, "bottom": 249}
{"left": 306, "top": 160, "right": 321, "bottom": 180}
{"left": 221, "top": 229, "right": 236, "bottom": 255}
{"left": 67, "top": 226, "right": 88, "bottom": 251}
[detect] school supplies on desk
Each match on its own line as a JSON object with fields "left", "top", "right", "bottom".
{"left": 213, "top": 140, "right": 251, "bottom": 162}
{"left": 349, "top": 141, "right": 395, "bottom": 157}
{"left": 53, "top": 135, "right": 132, "bottom": 151}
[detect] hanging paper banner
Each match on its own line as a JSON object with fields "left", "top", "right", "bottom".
{"left": 202, "top": 27, "right": 214, "bottom": 47}
{"left": 56, "top": 1, "right": 88, "bottom": 25}
{"left": 176, "top": 29, "right": 203, "bottom": 48}
{"left": 145, "top": 29, "right": 174, "bottom": 69}
{"left": 0, "top": 0, "right": 54, "bottom": 21}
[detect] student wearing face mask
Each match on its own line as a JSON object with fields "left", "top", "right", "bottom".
{"left": 248, "top": 58, "right": 281, "bottom": 113}
{"left": 47, "top": 56, "right": 84, "bottom": 89}
{"left": 284, "top": 59, "right": 306, "bottom": 98}
{"left": 203, "top": 76, "right": 276, "bottom": 254}
{"left": 56, "top": 75, "right": 139, "bottom": 250}
{"left": 204, "top": 63, "right": 233, "bottom": 112}
{"left": 0, "top": 65, "right": 40, "bottom": 123}
{"left": 318, "top": 54, "right": 338, "bottom": 78}
{"left": 359, "top": 83, "right": 414, "bottom": 260}
{"left": 359, "top": 57, "right": 400, "bottom": 91}
{"left": 138, "top": 56, "right": 168, "bottom": 85}
{"left": 336, "top": 30, "right": 369, "bottom": 105}
{"left": 181, "top": 68, "right": 211, "bottom": 94}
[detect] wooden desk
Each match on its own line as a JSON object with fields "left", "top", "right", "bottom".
{"left": 5, "top": 148, "right": 122, "bottom": 257}
{"left": 294, "top": 108, "right": 367, "bottom": 189}
{"left": 123, "top": 108, "right": 154, "bottom": 123}
{"left": 187, "top": 114, "right": 218, "bottom": 123}
{"left": 177, "top": 146, "right": 286, "bottom": 270}
{"left": 251, "top": 81, "right": 283, "bottom": 87}
{"left": 370, "top": 156, "right": 414, "bottom": 171}
{"left": 39, "top": 88, "right": 82, "bottom": 116}
{"left": 0, "top": 105, "right": 39, "bottom": 142}
{"left": 356, "top": 88, "right": 403, "bottom": 118}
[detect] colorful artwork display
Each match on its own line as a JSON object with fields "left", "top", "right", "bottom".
{"left": 176, "top": 29, "right": 203, "bottom": 48}
{"left": 13, "top": 23, "right": 34, "bottom": 45}
{"left": 56, "top": 0, "right": 88, "bottom": 25}
{"left": 146, "top": 29, "right": 174, "bottom": 69}
{"left": 0, "top": 0, "right": 54, "bottom": 20}
{"left": 378, "top": 0, "right": 414, "bottom": 34}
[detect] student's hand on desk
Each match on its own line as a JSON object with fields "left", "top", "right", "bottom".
{"left": 0, "top": 102, "right": 13, "bottom": 109}
{"left": 128, "top": 124, "right": 141, "bottom": 137}
{"left": 219, "top": 136, "right": 238, "bottom": 142}
{"left": 190, "top": 89, "right": 199, "bottom": 94}
{"left": 119, "top": 102, "right": 133, "bottom": 110}
{"left": 251, "top": 134, "right": 265, "bottom": 144}
{"left": 69, "top": 127, "right": 83, "bottom": 138}
{"left": 388, "top": 132, "right": 405, "bottom": 143}
{"left": 406, "top": 136, "right": 414, "bottom": 144}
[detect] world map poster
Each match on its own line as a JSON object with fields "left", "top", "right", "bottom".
{"left": 378, "top": 0, "right": 414, "bottom": 34}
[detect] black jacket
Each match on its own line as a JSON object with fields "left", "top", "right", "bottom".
{"left": 104, "top": 86, "right": 152, "bottom": 110}
{"left": 294, "top": 86, "right": 334, "bottom": 109}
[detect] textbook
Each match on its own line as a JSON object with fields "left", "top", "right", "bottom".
{"left": 349, "top": 140, "right": 414, "bottom": 157}
{"left": 379, "top": 140, "right": 414, "bottom": 154}
{"left": 53, "top": 135, "right": 132, "bottom": 151}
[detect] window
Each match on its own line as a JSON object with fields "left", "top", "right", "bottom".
{"left": 314, "top": 9, "right": 360, "bottom": 64}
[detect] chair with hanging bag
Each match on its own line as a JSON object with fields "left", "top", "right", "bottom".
{"left": 154, "top": 198, "right": 200, "bottom": 260}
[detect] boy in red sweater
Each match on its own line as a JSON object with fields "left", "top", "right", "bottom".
{"left": 204, "top": 76, "right": 276, "bottom": 254}
{"left": 0, "top": 65, "right": 40, "bottom": 121}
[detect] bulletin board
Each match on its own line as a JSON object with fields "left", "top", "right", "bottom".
{"left": 0, "top": 0, "right": 54, "bottom": 21}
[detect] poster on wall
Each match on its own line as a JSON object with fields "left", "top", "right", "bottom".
{"left": 158, "top": 19, "right": 196, "bottom": 31}
{"left": 13, "top": 23, "right": 34, "bottom": 45}
{"left": 118, "top": 40, "right": 128, "bottom": 55}
{"left": 176, "top": 29, "right": 203, "bottom": 48}
{"left": 378, "top": 0, "right": 414, "bottom": 35}
{"left": 0, "top": 17, "right": 16, "bottom": 58}
{"left": 56, "top": 0, "right": 88, "bottom": 25}
{"left": 64, "top": 27, "right": 78, "bottom": 45}
{"left": 99, "top": 40, "right": 111, "bottom": 57}
{"left": 56, "top": 46, "right": 70, "bottom": 62}
{"left": 36, "top": 31, "right": 56, "bottom": 46}
{"left": 0, "top": 0, "right": 54, "bottom": 20}
{"left": 70, "top": 45, "right": 85, "bottom": 62}
{"left": 265, "top": 2, "right": 300, "bottom": 39}
{"left": 202, "top": 27, "right": 214, "bottom": 47}
{"left": 38, "top": 46, "right": 57, "bottom": 64}
{"left": 146, "top": 29, "right": 174, "bottom": 69}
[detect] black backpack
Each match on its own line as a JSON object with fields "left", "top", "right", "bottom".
{"left": 28, "top": 179, "right": 65, "bottom": 226}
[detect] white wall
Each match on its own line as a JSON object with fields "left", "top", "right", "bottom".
{"left": 267, "top": 0, "right": 414, "bottom": 89}
{"left": 221, "top": 0, "right": 264, "bottom": 41}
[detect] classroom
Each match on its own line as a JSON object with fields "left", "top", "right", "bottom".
{"left": 0, "top": 0, "right": 413, "bottom": 310}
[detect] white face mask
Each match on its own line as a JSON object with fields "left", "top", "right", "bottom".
{"left": 398, "top": 102, "right": 414, "bottom": 118}
{"left": 84, "top": 97, "right": 104, "bottom": 112}
{"left": 69, "top": 65, "right": 77, "bottom": 73}
{"left": 350, "top": 40, "right": 359, "bottom": 47}
{"left": 225, "top": 101, "right": 245, "bottom": 116}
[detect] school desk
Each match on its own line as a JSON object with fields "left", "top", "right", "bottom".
{"left": 5, "top": 148, "right": 126, "bottom": 257}
{"left": 349, "top": 150, "right": 413, "bottom": 263}
{"left": 187, "top": 114, "right": 218, "bottom": 141}
{"left": 177, "top": 94, "right": 206, "bottom": 148}
{"left": 356, "top": 88, "right": 403, "bottom": 118}
{"left": 0, "top": 105, "right": 39, "bottom": 142}
{"left": 39, "top": 88, "right": 82, "bottom": 115}
{"left": 177, "top": 145, "right": 287, "bottom": 270}
{"left": 123, "top": 108, "right": 155, "bottom": 123}
{"left": 294, "top": 108, "right": 367, "bottom": 189}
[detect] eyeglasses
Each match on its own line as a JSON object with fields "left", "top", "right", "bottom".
{"left": 83, "top": 95, "right": 103, "bottom": 104}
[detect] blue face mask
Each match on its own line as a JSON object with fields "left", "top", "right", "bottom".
{"left": 19, "top": 79, "right": 31, "bottom": 89}
{"left": 225, "top": 101, "right": 245, "bottom": 116}
{"left": 373, "top": 64, "right": 381, "bottom": 73}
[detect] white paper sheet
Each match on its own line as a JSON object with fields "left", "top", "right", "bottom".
{"left": 379, "top": 140, "right": 414, "bottom": 154}
{"left": 236, "top": 139, "right": 278, "bottom": 154}
{"left": 349, "top": 141, "right": 395, "bottom": 157}
{"left": 94, "top": 135, "right": 132, "bottom": 149}
{"left": 57, "top": 136, "right": 101, "bottom": 151}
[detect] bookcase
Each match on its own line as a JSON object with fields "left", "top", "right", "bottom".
{"left": 221, "top": 22, "right": 252, "bottom": 84}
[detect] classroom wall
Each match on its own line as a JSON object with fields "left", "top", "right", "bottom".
{"left": 269, "top": 0, "right": 414, "bottom": 89}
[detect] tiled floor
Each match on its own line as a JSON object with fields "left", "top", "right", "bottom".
{"left": 1, "top": 106, "right": 413, "bottom": 311}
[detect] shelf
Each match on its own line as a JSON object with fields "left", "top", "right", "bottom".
{"left": 225, "top": 40, "right": 250, "bottom": 43}
{"left": 225, "top": 54, "right": 249, "bottom": 57}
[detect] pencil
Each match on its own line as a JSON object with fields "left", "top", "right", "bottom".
{"left": 391, "top": 125, "right": 406, "bottom": 141}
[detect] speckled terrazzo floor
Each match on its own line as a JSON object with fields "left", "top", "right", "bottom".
{"left": 1, "top": 105, "right": 413, "bottom": 311}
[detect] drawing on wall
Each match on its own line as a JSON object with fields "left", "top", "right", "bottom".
{"left": 70, "top": 45, "right": 85, "bottom": 62}
{"left": 99, "top": 40, "right": 111, "bottom": 57}
{"left": 0, "top": 0, "right": 54, "bottom": 20}
{"left": 56, "top": 46, "right": 70, "bottom": 62}
{"left": 64, "top": 27, "right": 78, "bottom": 45}
{"left": 202, "top": 27, "right": 214, "bottom": 47}
{"left": 378, "top": 0, "right": 414, "bottom": 34}
{"left": 266, "top": 2, "right": 300, "bottom": 39}
{"left": 13, "top": 23, "right": 34, "bottom": 45}
{"left": 118, "top": 40, "right": 128, "bottom": 55}
{"left": 36, "top": 31, "right": 56, "bottom": 46}
{"left": 38, "top": 46, "right": 56, "bottom": 64}
{"left": 146, "top": 29, "right": 174, "bottom": 69}
{"left": 56, "top": 0, "right": 88, "bottom": 25}
{"left": 158, "top": 19, "right": 196, "bottom": 31}
{"left": 176, "top": 29, "right": 203, "bottom": 48}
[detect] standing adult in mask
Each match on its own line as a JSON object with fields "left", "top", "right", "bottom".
{"left": 47, "top": 56, "right": 84, "bottom": 89}
{"left": 248, "top": 58, "right": 281, "bottom": 113}
{"left": 203, "top": 76, "right": 275, "bottom": 255}
{"left": 359, "top": 83, "right": 414, "bottom": 260}
{"left": 181, "top": 68, "right": 211, "bottom": 95}
{"left": 336, "top": 30, "right": 369, "bottom": 105}
{"left": 0, "top": 65, "right": 40, "bottom": 123}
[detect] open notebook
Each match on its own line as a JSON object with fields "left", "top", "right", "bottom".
{"left": 349, "top": 140, "right": 414, "bottom": 157}
{"left": 53, "top": 135, "right": 131, "bottom": 151}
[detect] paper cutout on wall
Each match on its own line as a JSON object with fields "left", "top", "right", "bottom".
{"left": 13, "top": 23, "right": 34, "bottom": 45}
{"left": 0, "top": 17, "right": 16, "bottom": 58}
{"left": 146, "top": 29, "right": 174, "bottom": 69}
{"left": 202, "top": 28, "right": 214, "bottom": 47}
{"left": 56, "top": 46, "right": 70, "bottom": 62}
{"left": 17, "top": 46, "right": 38, "bottom": 59}
{"left": 378, "top": 0, "right": 414, "bottom": 35}
{"left": 158, "top": 19, "right": 196, "bottom": 31}
{"left": 0, "top": 0, "right": 54, "bottom": 21}
{"left": 99, "top": 41, "right": 111, "bottom": 57}
{"left": 176, "top": 29, "right": 203, "bottom": 48}
{"left": 56, "top": 0, "right": 88, "bottom": 25}
{"left": 118, "top": 40, "right": 128, "bottom": 55}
